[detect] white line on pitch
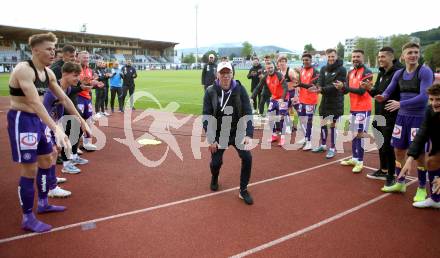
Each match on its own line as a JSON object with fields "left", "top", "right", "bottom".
{"left": 0, "top": 155, "right": 352, "bottom": 244}
{"left": 230, "top": 179, "right": 418, "bottom": 257}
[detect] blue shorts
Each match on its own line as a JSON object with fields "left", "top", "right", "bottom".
{"left": 7, "top": 110, "right": 53, "bottom": 163}
{"left": 268, "top": 99, "right": 288, "bottom": 116}
{"left": 77, "top": 96, "right": 93, "bottom": 120}
{"left": 298, "top": 104, "right": 316, "bottom": 116}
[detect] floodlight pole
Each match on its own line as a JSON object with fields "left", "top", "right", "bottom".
{"left": 195, "top": 4, "right": 199, "bottom": 68}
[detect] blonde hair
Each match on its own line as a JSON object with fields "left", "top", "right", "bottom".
{"left": 28, "top": 32, "right": 57, "bottom": 48}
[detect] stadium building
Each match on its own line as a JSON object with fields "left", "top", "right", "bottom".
{"left": 0, "top": 24, "right": 178, "bottom": 71}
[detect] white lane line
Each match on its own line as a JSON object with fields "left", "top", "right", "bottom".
{"left": 230, "top": 179, "right": 418, "bottom": 258}
{"left": 0, "top": 154, "right": 352, "bottom": 244}
{"left": 363, "top": 165, "right": 418, "bottom": 181}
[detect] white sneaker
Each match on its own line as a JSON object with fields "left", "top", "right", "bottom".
{"left": 83, "top": 142, "right": 97, "bottom": 151}
{"left": 296, "top": 138, "right": 306, "bottom": 145}
{"left": 48, "top": 186, "right": 71, "bottom": 198}
{"left": 56, "top": 177, "right": 67, "bottom": 184}
{"left": 303, "top": 141, "right": 313, "bottom": 150}
{"left": 93, "top": 113, "right": 103, "bottom": 121}
{"left": 71, "top": 156, "right": 89, "bottom": 165}
{"left": 103, "top": 112, "right": 110, "bottom": 116}
{"left": 413, "top": 198, "right": 440, "bottom": 209}
{"left": 62, "top": 163, "right": 81, "bottom": 174}
{"left": 77, "top": 149, "right": 83, "bottom": 155}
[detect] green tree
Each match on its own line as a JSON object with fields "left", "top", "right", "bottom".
{"left": 304, "top": 43, "right": 315, "bottom": 52}
{"left": 182, "top": 53, "right": 195, "bottom": 64}
{"left": 424, "top": 42, "right": 440, "bottom": 70}
{"left": 241, "top": 41, "right": 253, "bottom": 60}
{"left": 355, "top": 38, "right": 377, "bottom": 67}
{"left": 337, "top": 42, "right": 345, "bottom": 59}
{"left": 389, "top": 34, "right": 412, "bottom": 58}
{"left": 201, "top": 50, "right": 218, "bottom": 63}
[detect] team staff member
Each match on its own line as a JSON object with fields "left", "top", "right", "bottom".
{"left": 121, "top": 60, "right": 137, "bottom": 110}
{"left": 203, "top": 61, "right": 254, "bottom": 205}
{"left": 247, "top": 56, "right": 263, "bottom": 113}
{"left": 201, "top": 54, "right": 217, "bottom": 90}
{"left": 363, "top": 47, "right": 403, "bottom": 186}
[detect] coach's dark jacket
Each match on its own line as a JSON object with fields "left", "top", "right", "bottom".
{"left": 201, "top": 62, "right": 217, "bottom": 87}
{"left": 408, "top": 105, "right": 440, "bottom": 159}
{"left": 317, "top": 59, "right": 347, "bottom": 117}
{"left": 368, "top": 59, "right": 404, "bottom": 122}
{"left": 203, "top": 80, "right": 254, "bottom": 145}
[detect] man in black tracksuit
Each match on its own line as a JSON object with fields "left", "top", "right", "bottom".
{"left": 121, "top": 60, "right": 137, "bottom": 110}
{"left": 203, "top": 61, "right": 254, "bottom": 205}
{"left": 364, "top": 47, "right": 403, "bottom": 186}
{"left": 201, "top": 54, "right": 217, "bottom": 90}
{"left": 247, "top": 56, "right": 263, "bottom": 112}
{"left": 95, "top": 61, "right": 111, "bottom": 115}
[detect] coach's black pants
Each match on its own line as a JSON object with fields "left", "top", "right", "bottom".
{"left": 210, "top": 144, "right": 252, "bottom": 191}
{"left": 373, "top": 117, "right": 396, "bottom": 181}
{"left": 121, "top": 84, "right": 135, "bottom": 110}
{"left": 95, "top": 88, "right": 105, "bottom": 113}
{"left": 110, "top": 87, "right": 123, "bottom": 112}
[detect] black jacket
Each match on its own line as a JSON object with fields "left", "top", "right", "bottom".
{"left": 407, "top": 106, "right": 440, "bottom": 159}
{"left": 201, "top": 62, "right": 217, "bottom": 86}
{"left": 96, "top": 67, "right": 110, "bottom": 88}
{"left": 317, "top": 59, "right": 347, "bottom": 117}
{"left": 121, "top": 65, "right": 137, "bottom": 86}
{"left": 50, "top": 59, "right": 64, "bottom": 81}
{"left": 368, "top": 60, "right": 404, "bottom": 121}
{"left": 247, "top": 64, "right": 263, "bottom": 90}
{"left": 203, "top": 80, "right": 253, "bottom": 145}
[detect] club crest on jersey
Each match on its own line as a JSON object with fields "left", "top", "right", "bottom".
{"left": 410, "top": 128, "right": 419, "bottom": 142}
{"left": 392, "top": 125, "right": 402, "bottom": 139}
{"left": 19, "top": 132, "right": 38, "bottom": 150}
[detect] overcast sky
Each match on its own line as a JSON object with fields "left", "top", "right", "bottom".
{"left": 1, "top": 0, "right": 438, "bottom": 52}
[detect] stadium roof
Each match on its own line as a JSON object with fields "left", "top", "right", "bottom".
{"left": 0, "top": 24, "right": 178, "bottom": 48}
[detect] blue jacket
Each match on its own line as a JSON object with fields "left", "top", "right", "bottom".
{"left": 109, "top": 67, "right": 122, "bottom": 87}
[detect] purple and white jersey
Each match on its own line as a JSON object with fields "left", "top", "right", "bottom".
{"left": 43, "top": 87, "right": 71, "bottom": 121}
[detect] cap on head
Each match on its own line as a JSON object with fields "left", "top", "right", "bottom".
{"left": 217, "top": 61, "right": 232, "bottom": 72}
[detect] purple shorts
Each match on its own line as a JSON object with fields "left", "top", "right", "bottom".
{"left": 350, "top": 111, "right": 371, "bottom": 133}
{"left": 7, "top": 110, "right": 53, "bottom": 163}
{"left": 298, "top": 103, "right": 316, "bottom": 116}
{"left": 268, "top": 99, "right": 288, "bottom": 116}
{"left": 391, "top": 114, "right": 424, "bottom": 149}
{"left": 77, "top": 96, "right": 93, "bottom": 120}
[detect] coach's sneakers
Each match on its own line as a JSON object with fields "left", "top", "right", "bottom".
{"left": 312, "top": 145, "right": 327, "bottom": 153}
{"left": 413, "top": 188, "right": 428, "bottom": 202}
{"left": 56, "top": 177, "right": 67, "bottom": 184}
{"left": 381, "top": 182, "right": 406, "bottom": 193}
{"left": 367, "top": 169, "right": 388, "bottom": 180}
{"left": 239, "top": 189, "right": 254, "bottom": 205}
{"left": 103, "top": 111, "right": 110, "bottom": 116}
{"left": 48, "top": 186, "right": 71, "bottom": 198}
{"left": 341, "top": 158, "right": 358, "bottom": 166}
{"left": 72, "top": 156, "right": 89, "bottom": 165}
{"left": 83, "top": 142, "right": 97, "bottom": 151}
{"left": 326, "top": 148, "right": 336, "bottom": 159}
{"left": 62, "top": 163, "right": 81, "bottom": 174}
{"left": 210, "top": 174, "right": 219, "bottom": 191}
{"left": 413, "top": 198, "right": 440, "bottom": 208}
{"left": 302, "top": 141, "right": 312, "bottom": 151}
{"left": 352, "top": 162, "right": 363, "bottom": 173}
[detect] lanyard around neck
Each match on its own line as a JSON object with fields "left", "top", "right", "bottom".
{"left": 220, "top": 89, "right": 232, "bottom": 112}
